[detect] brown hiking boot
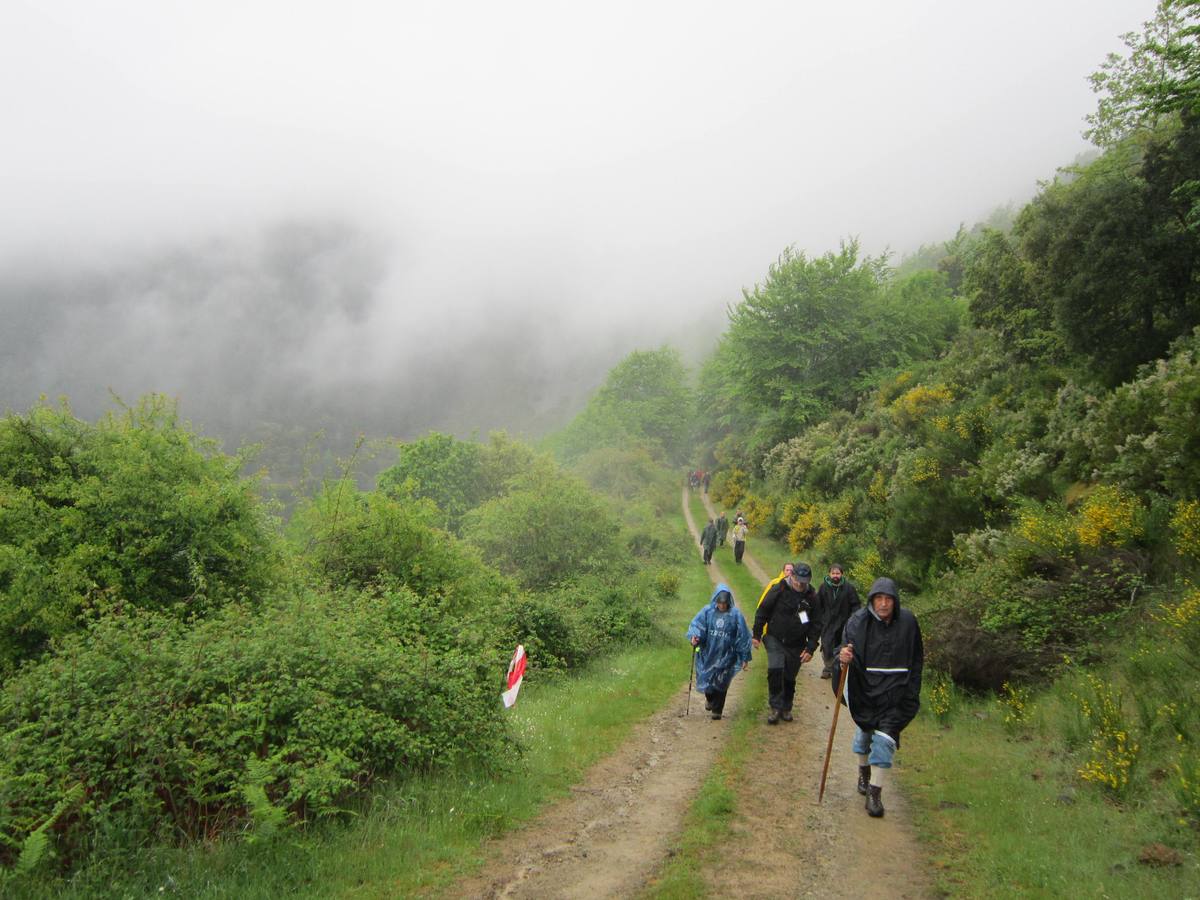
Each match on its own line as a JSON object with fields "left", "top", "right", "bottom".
{"left": 857, "top": 765, "right": 871, "bottom": 796}
{"left": 767, "top": 709, "right": 781, "bottom": 725}
{"left": 866, "top": 785, "right": 884, "bottom": 817}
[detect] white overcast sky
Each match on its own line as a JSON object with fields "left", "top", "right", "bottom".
{"left": 0, "top": 0, "right": 1160, "bottom": 434}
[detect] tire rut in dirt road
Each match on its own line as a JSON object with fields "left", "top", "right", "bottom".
{"left": 446, "top": 490, "right": 751, "bottom": 899}
{"left": 697, "top": 493, "right": 935, "bottom": 899}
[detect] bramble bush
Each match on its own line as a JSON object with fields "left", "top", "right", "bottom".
{"left": 0, "top": 588, "right": 508, "bottom": 871}
{"left": 494, "top": 571, "right": 669, "bottom": 676}
{"left": 0, "top": 396, "right": 281, "bottom": 676}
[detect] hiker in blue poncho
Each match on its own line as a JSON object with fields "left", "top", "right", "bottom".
{"left": 686, "top": 584, "right": 753, "bottom": 720}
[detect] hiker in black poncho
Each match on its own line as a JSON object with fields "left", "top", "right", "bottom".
{"left": 836, "top": 576, "right": 923, "bottom": 818}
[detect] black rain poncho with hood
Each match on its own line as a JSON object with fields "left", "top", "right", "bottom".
{"left": 835, "top": 577, "right": 923, "bottom": 745}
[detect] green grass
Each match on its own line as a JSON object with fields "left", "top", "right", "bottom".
{"left": 16, "top": 527, "right": 712, "bottom": 899}
{"left": 640, "top": 673, "right": 768, "bottom": 899}
{"left": 639, "top": 529, "right": 772, "bottom": 899}
{"left": 902, "top": 681, "right": 1200, "bottom": 897}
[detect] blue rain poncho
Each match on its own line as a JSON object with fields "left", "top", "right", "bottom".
{"left": 686, "top": 583, "right": 753, "bottom": 692}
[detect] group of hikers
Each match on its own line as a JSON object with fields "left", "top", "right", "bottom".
{"left": 685, "top": 560, "right": 923, "bottom": 819}
{"left": 687, "top": 470, "right": 710, "bottom": 493}
{"left": 699, "top": 511, "right": 748, "bottom": 565}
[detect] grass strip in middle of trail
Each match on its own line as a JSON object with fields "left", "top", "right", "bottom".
{"left": 641, "top": 503, "right": 774, "bottom": 899}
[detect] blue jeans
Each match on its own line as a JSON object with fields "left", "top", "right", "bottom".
{"left": 852, "top": 726, "right": 897, "bottom": 768}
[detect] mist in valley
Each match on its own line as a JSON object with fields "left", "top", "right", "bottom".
{"left": 0, "top": 0, "right": 1156, "bottom": 463}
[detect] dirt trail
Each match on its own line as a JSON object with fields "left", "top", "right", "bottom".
{"left": 697, "top": 492, "right": 933, "bottom": 899}
{"left": 448, "top": 490, "right": 933, "bottom": 899}
{"left": 447, "top": 489, "right": 749, "bottom": 899}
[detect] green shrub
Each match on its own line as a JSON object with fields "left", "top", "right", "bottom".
{"left": 0, "top": 588, "right": 508, "bottom": 870}
{"left": 0, "top": 396, "right": 280, "bottom": 676}
{"left": 463, "top": 468, "right": 628, "bottom": 591}
{"left": 290, "top": 484, "right": 514, "bottom": 619}
{"left": 376, "top": 431, "right": 538, "bottom": 532}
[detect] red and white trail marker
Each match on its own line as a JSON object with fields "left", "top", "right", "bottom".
{"left": 502, "top": 644, "right": 527, "bottom": 708}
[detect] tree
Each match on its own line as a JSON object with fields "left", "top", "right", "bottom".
{"left": 1015, "top": 136, "right": 1200, "bottom": 385}
{"left": 716, "top": 242, "right": 887, "bottom": 449}
{"left": 376, "top": 432, "right": 485, "bottom": 530}
{"left": 1085, "top": 0, "right": 1190, "bottom": 146}
{"left": 550, "top": 347, "right": 696, "bottom": 464}
{"left": 961, "top": 229, "right": 1063, "bottom": 363}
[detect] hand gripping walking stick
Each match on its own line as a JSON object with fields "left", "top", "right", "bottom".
{"left": 686, "top": 644, "right": 699, "bottom": 716}
{"left": 818, "top": 661, "right": 850, "bottom": 803}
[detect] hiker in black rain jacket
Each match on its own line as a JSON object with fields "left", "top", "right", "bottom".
{"left": 836, "top": 576, "right": 923, "bottom": 818}
{"left": 815, "top": 564, "right": 860, "bottom": 679}
{"left": 752, "top": 562, "right": 821, "bottom": 724}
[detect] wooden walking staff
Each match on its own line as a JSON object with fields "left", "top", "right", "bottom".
{"left": 817, "top": 662, "right": 851, "bottom": 803}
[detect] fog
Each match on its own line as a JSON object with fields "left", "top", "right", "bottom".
{"left": 0, "top": 0, "right": 1155, "bottom": 447}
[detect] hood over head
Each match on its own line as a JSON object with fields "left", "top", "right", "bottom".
{"left": 866, "top": 577, "right": 901, "bottom": 611}
{"left": 709, "top": 583, "right": 735, "bottom": 609}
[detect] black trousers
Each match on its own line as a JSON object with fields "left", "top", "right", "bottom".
{"left": 734, "top": 540, "right": 745, "bottom": 563}
{"left": 763, "top": 634, "right": 802, "bottom": 711}
{"left": 705, "top": 687, "right": 728, "bottom": 714}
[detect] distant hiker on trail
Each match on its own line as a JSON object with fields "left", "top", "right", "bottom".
{"left": 816, "top": 564, "right": 861, "bottom": 680}
{"left": 702, "top": 471, "right": 710, "bottom": 493}
{"left": 716, "top": 511, "right": 729, "bottom": 547}
{"left": 687, "top": 584, "right": 752, "bottom": 720}
{"left": 731, "top": 517, "right": 748, "bottom": 564}
{"left": 752, "top": 562, "right": 820, "bottom": 724}
{"left": 836, "top": 576, "right": 923, "bottom": 818}
{"left": 700, "top": 518, "right": 718, "bottom": 565}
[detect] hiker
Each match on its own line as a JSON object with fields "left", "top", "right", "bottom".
{"left": 816, "top": 564, "right": 861, "bottom": 680}
{"left": 700, "top": 518, "right": 718, "bottom": 564}
{"left": 716, "top": 511, "right": 729, "bottom": 547}
{"left": 702, "top": 471, "right": 711, "bottom": 494}
{"left": 687, "top": 583, "right": 752, "bottom": 720}
{"left": 752, "top": 562, "right": 820, "bottom": 724}
{"left": 755, "top": 562, "right": 793, "bottom": 609}
{"left": 731, "top": 516, "right": 748, "bottom": 564}
{"left": 836, "top": 576, "right": 924, "bottom": 818}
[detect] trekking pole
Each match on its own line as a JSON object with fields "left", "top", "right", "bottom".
{"left": 686, "top": 644, "right": 699, "bottom": 716}
{"left": 818, "top": 662, "right": 851, "bottom": 804}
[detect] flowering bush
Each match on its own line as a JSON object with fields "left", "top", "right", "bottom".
{"left": 1073, "top": 673, "right": 1139, "bottom": 796}
{"left": 1075, "top": 484, "right": 1143, "bottom": 548}
{"left": 1015, "top": 503, "right": 1077, "bottom": 556}
{"left": 711, "top": 467, "right": 747, "bottom": 508}
{"left": 849, "top": 548, "right": 882, "bottom": 585}
{"left": 929, "top": 672, "right": 954, "bottom": 724}
{"left": 909, "top": 455, "right": 941, "bottom": 484}
{"left": 1171, "top": 499, "right": 1200, "bottom": 560}
{"left": 1000, "top": 681, "right": 1032, "bottom": 734}
{"left": 1154, "top": 586, "right": 1200, "bottom": 632}
{"left": 739, "top": 493, "right": 775, "bottom": 534}
{"left": 890, "top": 383, "right": 954, "bottom": 429}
